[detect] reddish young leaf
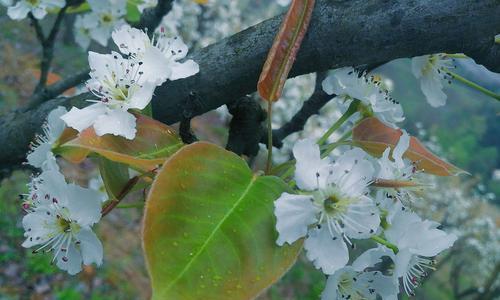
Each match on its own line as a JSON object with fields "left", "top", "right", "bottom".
{"left": 353, "top": 117, "right": 467, "bottom": 176}
{"left": 257, "top": 0, "right": 315, "bottom": 102}
{"left": 59, "top": 114, "right": 183, "bottom": 171}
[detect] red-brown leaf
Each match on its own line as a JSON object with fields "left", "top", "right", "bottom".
{"left": 257, "top": 0, "right": 315, "bottom": 102}
{"left": 353, "top": 117, "right": 467, "bottom": 176}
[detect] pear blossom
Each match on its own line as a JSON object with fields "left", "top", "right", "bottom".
{"left": 26, "top": 106, "right": 67, "bottom": 171}
{"left": 322, "top": 67, "right": 404, "bottom": 127}
{"left": 6, "top": 0, "right": 65, "bottom": 20}
{"left": 411, "top": 53, "right": 456, "bottom": 107}
{"left": 73, "top": 13, "right": 99, "bottom": 49}
{"left": 358, "top": 202, "right": 457, "bottom": 296}
{"left": 112, "top": 24, "right": 199, "bottom": 85}
{"left": 21, "top": 170, "right": 104, "bottom": 275}
{"left": 322, "top": 266, "right": 398, "bottom": 300}
{"left": 61, "top": 51, "right": 158, "bottom": 139}
{"left": 86, "top": 0, "right": 126, "bottom": 47}
{"left": 274, "top": 139, "right": 380, "bottom": 274}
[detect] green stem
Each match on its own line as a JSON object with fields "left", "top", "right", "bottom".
{"left": 116, "top": 202, "right": 145, "bottom": 209}
{"left": 447, "top": 70, "right": 500, "bottom": 102}
{"left": 266, "top": 100, "right": 273, "bottom": 175}
{"left": 320, "top": 132, "right": 352, "bottom": 159}
{"left": 371, "top": 235, "right": 399, "bottom": 254}
{"left": 317, "top": 100, "right": 359, "bottom": 146}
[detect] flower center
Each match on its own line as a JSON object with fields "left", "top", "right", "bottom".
{"left": 27, "top": 0, "right": 39, "bottom": 5}
{"left": 101, "top": 14, "right": 113, "bottom": 24}
{"left": 58, "top": 217, "right": 72, "bottom": 232}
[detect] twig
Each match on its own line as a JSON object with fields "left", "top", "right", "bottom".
{"left": 29, "top": 69, "right": 90, "bottom": 106}
{"left": 33, "top": 5, "right": 69, "bottom": 95}
{"left": 137, "top": 0, "right": 175, "bottom": 32}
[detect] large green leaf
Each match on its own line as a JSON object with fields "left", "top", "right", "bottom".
{"left": 143, "top": 142, "right": 301, "bottom": 300}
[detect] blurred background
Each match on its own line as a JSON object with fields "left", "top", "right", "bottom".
{"left": 0, "top": 0, "right": 499, "bottom": 299}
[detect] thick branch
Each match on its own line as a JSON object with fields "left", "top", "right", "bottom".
{"left": 1, "top": 0, "right": 499, "bottom": 169}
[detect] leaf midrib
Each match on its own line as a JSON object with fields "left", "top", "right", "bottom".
{"left": 161, "top": 174, "right": 258, "bottom": 296}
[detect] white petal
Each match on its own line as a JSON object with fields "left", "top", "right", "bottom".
{"left": 56, "top": 243, "right": 83, "bottom": 275}
{"left": 90, "top": 26, "right": 112, "bottom": 46}
{"left": 66, "top": 184, "right": 103, "bottom": 226}
{"left": 140, "top": 46, "right": 172, "bottom": 85}
{"left": 169, "top": 60, "right": 199, "bottom": 80}
{"left": 128, "top": 81, "right": 156, "bottom": 110}
{"left": 393, "top": 130, "right": 410, "bottom": 169}
{"left": 359, "top": 271, "right": 399, "bottom": 300}
{"left": 342, "top": 196, "right": 380, "bottom": 239}
{"left": 411, "top": 55, "right": 429, "bottom": 79}
{"left": 27, "top": 143, "right": 52, "bottom": 169}
{"left": 112, "top": 24, "right": 149, "bottom": 55}
{"left": 293, "top": 139, "right": 330, "bottom": 191}
{"left": 31, "top": 6, "right": 47, "bottom": 19}
{"left": 393, "top": 248, "right": 413, "bottom": 279}
{"left": 7, "top": 2, "right": 30, "bottom": 19}
{"left": 420, "top": 74, "right": 447, "bottom": 107}
{"left": 93, "top": 109, "right": 137, "bottom": 139}
{"left": 21, "top": 209, "right": 55, "bottom": 248}
{"left": 321, "top": 267, "right": 346, "bottom": 300}
{"left": 60, "top": 103, "right": 106, "bottom": 132}
{"left": 36, "top": 170, "right": 69, "bottom": 204}
{"left": 304, "top": 227, "right": 348, "bottom": 275}
{"left": 47, "top": 106, "right": 68, "bottom": 141}
{"left": 274, "top": 193, "right": 318, "bottom": 245}
{"left": 75, "top": 228, "right": 103, "bottom": 266}
{"left": 352, "top": 246, "right": 395, "bottom": 271}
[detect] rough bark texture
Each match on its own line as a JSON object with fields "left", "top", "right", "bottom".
{"left": 1, "top": 0, "right": 499, "bottom": 169}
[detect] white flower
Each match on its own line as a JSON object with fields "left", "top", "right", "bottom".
{"left": 73, "top": 13, "right": 99, "bottom": 49}
{"left": 322, "top": 266, "right": 398, "bottom": 300}
{"left": 359, "top": 203, "right": 457, "bottom": 296}
{"left": 411, "top": 53, "right": 456, "bottom": 107}
{"left": 61, "top": 51, "right": 158, "bottom": 139}
{"left": 112, "top": 24, "right": 199, "bottom": 85}
{"left": 86, "top": 0, "right": 126, "bottom": 47}
{"left": 322, "top": 67, "right": 404, "bottom": 127}
{"left": 137, "top": 0, "right": 157, "bottom": 13}
{"left": 274, "top": 139, "right": 380, "bottom": 274}
{"left": 27, "top": 106, "right": 67, "bottom": 171}
{"left": 21, "top": 170, "right": 104, "bottom": 275}
{"left": 7, "top": 0, "right": 65, "bottom": 20}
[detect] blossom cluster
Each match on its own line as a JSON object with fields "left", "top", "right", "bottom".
{"left": 20, "top": 24, "right": 198, "bottom": 274}
{"left": 62, "top": 24, "right": 199, "bottom": 139}
{"left": 274, "top": 134, "right": 457, "bottom": 299}
{"left": 2, "top": 0, "right": 65, "bottom": 20}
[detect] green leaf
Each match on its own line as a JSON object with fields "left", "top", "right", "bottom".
{"left": 98, "top": 157, "right": 130, "bottom": 200}
{"left": 143, "top": 142, "right": 301, "bottom": 300}
{"left": 126, "top": 1, "right": 142, "bottom": 22}
{"left": 59, "top": 113, "right": 184, "bottom": 171}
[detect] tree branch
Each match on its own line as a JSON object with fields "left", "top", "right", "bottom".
{"left": 1, "top": 0, "right": 500, "bottom": 170}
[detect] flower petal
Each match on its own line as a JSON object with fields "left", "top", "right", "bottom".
{"left": 60, "top": 103, "right": 106, "bottom": 132}
{"left": 93, "top": 109, "right": 137, "bottom": 140}
{"left": 55, "top": 243, "right": 83, "bottom": 275}
{"left": 7, "top": 2, "right": 30, "bottom": 20}
{"left": 75, "top": 228, "right": 103, "bottom": 266}
{"left": 304, "top": 226, "right": 348, "bottom": 275}
{"left": 293, "top": 139, "right": 330, "bottom": 191}
{"left": 66, "top": 184, "right": 102, "bottom": 226}
{"left": 169, "top": 60, "right": 199, "bottom": 80}
{"left": 274, "top": 193, "right": 318, "bottom": 245}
